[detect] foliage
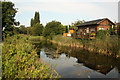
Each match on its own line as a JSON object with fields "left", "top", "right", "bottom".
{"left": 52, "top": 35, "right": 82, "bottom": 46}
{"left": 19, "top": 25, "right": 27, "bottom": 34}
{"left": 29, "top": 12, "right": 43, "bottom": 36}
{"left": 32, "top": 23, "right": 43, "bottom": 36}
{"left": 2, "top": 34, "right": 60, "bottom": 79}
{"left": 52, "top": 35, "right": 120, "bottom": 56}
{"left": 43, "top": 21, "right": 64, "bottom": 38}
{"left": 109, "top": 25, "right": 116, "bottom": 35}
{"left": 30, "top": 12, "right": 40, "bottom": 27}
{"left": 71, "top": 20, "right": 85, "bottom": 27}
{"left": 34, "top": 12, "right": 40, "bottom": 24}
{"left": 26, "top": 27, "right": 32, "bottom": 35}
{"left": 65, "top": 26, "right": 68, "bottom": 33}
{"left": 30, "top": 18, "right": 34, "bottom": 27}
{"left": 0, "top": 43, "right": 2, "bottom": 80}
{"left": 14, "top": 27, "right": 20, "bottom": 34}
{"left": 96, "top": 30, "right": 110, "bottom": 39}
{"left": 69, "top": 25, "right": 74, "bottom": 30}
{"left": 117, "top": 25, "right": 120, "bottom": 36}
{"left": 1, "top": 1, "right": 19, "bottom": 34}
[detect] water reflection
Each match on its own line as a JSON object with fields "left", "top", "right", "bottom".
{"left": 33, "top": 41, "right": 120, "bottom": 78}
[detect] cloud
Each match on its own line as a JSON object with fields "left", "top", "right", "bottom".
{"left": 10, "top": 0, "right": 119, "bottom": 2}
{"left": 9, "top": 0, "right": 118, "bottom": 26}
{"left": 14, "top": 1, "right": 105, "bottom": 14}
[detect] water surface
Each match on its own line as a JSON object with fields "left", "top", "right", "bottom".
{"left": 34, "top": 41, "right": 120, "bottom": 78}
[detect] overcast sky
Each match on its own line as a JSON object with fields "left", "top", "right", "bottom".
{"left": 7, "top": 0, "right": 119, "bottom": 26}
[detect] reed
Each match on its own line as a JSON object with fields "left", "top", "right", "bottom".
{"left": 51, "top": 35, "right": 120, "bottom": 57}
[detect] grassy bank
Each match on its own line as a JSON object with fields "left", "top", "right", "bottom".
{"left": 0, "top": 42, "right": 2, "bottom": 80}
{"left": 51, "top": 35, "right": 120, "bottom": 57}
{"left": 2, "top": 34, "right": 60, "bottom": 79}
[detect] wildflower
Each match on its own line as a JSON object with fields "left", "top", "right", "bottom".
{"left": 28, "top": 77, "right": 31, "bottom": 79}
{"left": 35, "top": 77, "right": 37, "bottom": 79}
{"left": 40, "top": 69, "right": 43, "bottom": 71}
{"left": 48, "top": 65, "right": 50, "bottom": 68}
{"left": 32, "top": 66, "right": 35, "bottom": 69}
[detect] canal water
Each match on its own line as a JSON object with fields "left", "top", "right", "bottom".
{"left": 33, "top": 41, "right": 120, "bottom": 78}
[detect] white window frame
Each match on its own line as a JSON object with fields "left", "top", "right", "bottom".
{"left": 86, "top": 28, "right": 89, "bottom": 33}
{"left": 99, "top": 27, "right": 104, "bottom": 30}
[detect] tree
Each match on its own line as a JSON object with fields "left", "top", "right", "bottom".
{"left": 72, "top": 20, "right": 85, "bottom": 27}
{"left": 30, "top": 12, "right": 40, "bottom": 27}
{"left": 71, "top": 20, "right": 85, "bottom": 32}
{"left": 14, "top": 27, "right": 20, "bottom": 34}
{"left": 109, "top": 26, "right": 116, "bottom": 35}
{"left": 43, "top": 21, "right": 64, "bottom": 37}
{"left": 65, "top": 26, "right": 68, "bottom": 33}
{"left": 30, "top": 18, "right": 34, "bottom": 27}
{"left": 1, "top": 1, "right": 19, "bottom": 35}
{"left": 34, "top": 12, "right": 40, "bottom": 24}
{"left": 19, "top": 25, "right": 27, "bottom": 34}
{"left": 32, "top": 23, "right": 43, "bottom": 36}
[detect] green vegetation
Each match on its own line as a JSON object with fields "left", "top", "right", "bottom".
{"left": 0, "top": 43, "right": 2, "bottom": 80}
{"left": 19, "top": 25, "right": 27, "bottom": 34}
{"left": 51, "top": 33, "right": 120, "bottom": 57}
{"left": 31, "top": 12, "right": 40, "bottom": 27}
{"left": 43, "top": 21, "right": 64, "bottom": 39}
{"left": 2, "top": 34, "right": 60, "bottom": 79}
{"left": 32, "top": 23, "right": 43, "bottom": 36}
{"left": 1, "top": 1, "right": 120, "bottom": 79}
{"left": 1, "top": 1, "right": 19, "bottom": 36}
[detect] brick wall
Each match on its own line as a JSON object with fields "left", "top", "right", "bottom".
{"left": 97, "top": 19, "right": 111, "bottom": 31}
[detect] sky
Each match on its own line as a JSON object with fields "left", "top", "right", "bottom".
{"left": 5, "top": 0, "right": 119, "bottom": 27}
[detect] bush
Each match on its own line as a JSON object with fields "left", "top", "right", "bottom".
{"left": 96, "top": 30, "right": 110, "bottom": 39}
{"left": 2, "top": 34, "right": 60, "bottom": 79}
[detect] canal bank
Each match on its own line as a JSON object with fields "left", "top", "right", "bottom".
{"left": 49, "top": 35, "right": 120, "bottom": 58}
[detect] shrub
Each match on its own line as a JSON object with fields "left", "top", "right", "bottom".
{"left": 2, "top": 34, "right": 60, "bottom": 79}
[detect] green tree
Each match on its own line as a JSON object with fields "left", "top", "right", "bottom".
{"left": 1, "top": 1, "right": 19, "bottom": 35}
{"left": 19, "top": 25, "right": 27, "bottom": 34}
{"left": 30, "top": 11, "right": 40, "bottom": 27}
{"left": 34, "top": 12, "right": 40, "bottom": 24}
{"left": 26, "top": 27, "right": 32, "bottom": 35}
{"left": 32, "top": 23, "right": 43, "bottom": 36}
{"left": 65, "top": 26, "right": 68, "bottom": 33}
{"left": 72, "top": 20, "right": 85, "bottom": 27}
{"left": 109, "top": 26, "right": 115, "bottom": 35}
{"left": 30, "top": 18, "right": 34, "bottom": 27}
{"left": 14, "top": 27, "right": 20, "bottom": 34}
{"left": 43, "top": 21, "right": 64, "bottom": 37}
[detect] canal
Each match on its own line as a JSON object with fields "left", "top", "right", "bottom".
{"left": 33, "top": 41, "right": 120, "bottom": 78}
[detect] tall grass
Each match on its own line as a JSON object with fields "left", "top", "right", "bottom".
{"left": 2, "top": 34, "right": 60, "bottom": 79}
{"left": 52, "top": 35, "right": 120, "bottom": 57}
{"left": 0, "top": 43, "right": 2, "bottom": 80}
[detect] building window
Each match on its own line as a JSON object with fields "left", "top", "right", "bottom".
{"left": 99, "top": 27, "right": 101, "bottom": 30}
{"left": 79, "top": 29, "right": 82, "bottom": 32}
{"left": 99, "top": 27, "right": 104, "bottom": 30}
{"left": 102, "top": 27, "right": 104, "bottom": 30}
{"left": 86, "top": 28, "right": 89, "bottom": 33}
{"left": 91, "top": 28, "right": 95, "bottom": 32}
